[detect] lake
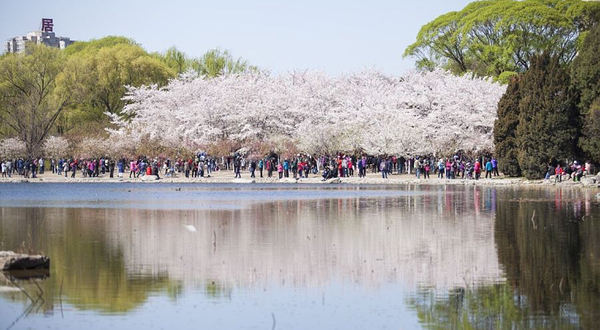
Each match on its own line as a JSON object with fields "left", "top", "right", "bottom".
{"left": 0, "top": 183, "right": 598, "bottom": 330}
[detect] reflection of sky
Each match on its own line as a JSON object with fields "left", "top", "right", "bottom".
{"left": 0, "top": 283, "right": 421, "bottom": 330}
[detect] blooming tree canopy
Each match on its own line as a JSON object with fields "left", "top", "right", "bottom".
{"left": 108, "top": 69, "right": 506, "bottom": 156}
{"left": 0, "top": 138, "right": 27, "bottom": 159}
{"left": 43, "top": 136, "right": 69, "bottom": 159}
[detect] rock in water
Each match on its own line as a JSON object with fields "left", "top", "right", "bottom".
{"left": 582, "top": 177, "right": 597, "bottom": 186}
{"left": 0, "top": 251, "right": 50, "bottom": 271}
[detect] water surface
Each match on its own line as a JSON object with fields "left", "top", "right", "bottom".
{"left": 0, "top": 183, "right": 598, "bottom": 329}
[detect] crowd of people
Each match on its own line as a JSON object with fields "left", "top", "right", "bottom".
{"left": 0, "top": 152, "right": 595, "bottom": 182}
{"left": 547, "top": 160, "right": 592, "bottom": 183}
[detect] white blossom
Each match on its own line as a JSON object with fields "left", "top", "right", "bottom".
{"left": 43, "top": 136, "right": 69, "bottom": 159}
{"left": 108, "top": 69, "right": 506, "bottom": 156}
{"left": 0, "top": 138, "right": 27, "bottom": 159}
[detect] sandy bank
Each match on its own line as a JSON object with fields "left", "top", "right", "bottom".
{"left": 1, "top": 171, "right": 599, "bottom": 190}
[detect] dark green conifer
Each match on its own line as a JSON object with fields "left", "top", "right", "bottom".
{"left": 493, "top": 76, "right": 522, "bottom": 177}
{"left": 516, "top": 54, "right": 579, "bottom": 179}
{"left": 571, "top": 24, "right": 600, "bottom": 163}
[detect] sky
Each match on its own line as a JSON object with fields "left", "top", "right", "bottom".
{"left": 0, "top": 0, "right": 473, "bottom": 75}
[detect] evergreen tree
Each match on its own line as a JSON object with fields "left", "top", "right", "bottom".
{"left": 493, "top": 76, "right": 522, "bottom": 176}
{"left": 516, "top": 54, "right": 579, "bottom": 179}
{"left": 580, "top": 100, "right": 600, "bottom": 164}
{"left": 571, "top": 24, "right": 600, "bottom": 163}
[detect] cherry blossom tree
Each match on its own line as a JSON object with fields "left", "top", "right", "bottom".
{"left": 43, "top": 136, "right": 70, "bottom": 159}
{"left": 108, "top": 69, "right": 506, "bottom": 156}
{"left": 0, "top": 138, "right": 27, "bottom": 159}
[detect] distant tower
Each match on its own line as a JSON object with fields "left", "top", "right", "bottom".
{"left": 5, "top": 18, "right": 75, "bottom": 54}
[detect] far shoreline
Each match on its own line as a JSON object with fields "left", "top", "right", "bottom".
{"left": 1, "top": 172, "right": 599, "bottom": 191}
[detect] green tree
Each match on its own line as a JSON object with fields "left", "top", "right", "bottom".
{"left": 89, "top": 44, "right": 175, "bottom": 114}
{"left": 515, "top": 54, "right": 579, "bottom": 179}
{"left": 404, "top": 0, "right": 600, "bottom": 79}
{"left": 63, "top": 36, "right": 137, "bottom": 57}
{"left": 60, "top": 39, "right": 176, "bottom": 135}
{"left": 493, "top": 76, "right": 522, "bottom": 176}
{"left": 0, "top": 45, "right": 85, "bottom": 156}
{"left": 190, "top": 48, "right": 256, "bottom": 78}
{"left": 578, "top": 100, "right": 600, "bottom": 163}
{"left": 571, "top": 23, "right": 600, "bottom": 163}
{"left": 153, "top": 46, "right": 189, "bottom": 75}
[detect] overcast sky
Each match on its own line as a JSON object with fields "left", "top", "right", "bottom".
{"left": 1, "top": 0, "right": 473, "bottom": 75}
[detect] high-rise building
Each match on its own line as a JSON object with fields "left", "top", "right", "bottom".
{"left": 5, "top": 18, "right": 75, "bottom": 54}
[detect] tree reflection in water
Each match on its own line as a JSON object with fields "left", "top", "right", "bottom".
{"left": 0, "top": 208, "right": 179, "bottom": 314}
{"left": 408, "top": 188, "right": 599, "bottom": 330}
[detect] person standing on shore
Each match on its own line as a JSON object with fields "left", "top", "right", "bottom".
{"left": 283, "top": 159, "right": 289, "bottom": 178}
{"left": 492, "top": 157, "right": 499, "bottom": 176}
{"left": 277, "top": 162, "right": 283, "bottom": 179}
{"left": 249, "top": 159, "right": 256, "bottom": 178}
{"left": 380, "top": 160, "right": 387, "bottom": 178}
{"left": 130, "top": 160, "right": 137, "bottom": 178}
{"left": 94, "top": 159, "right": 100, "bottom": 177}
{"left": 234, "top": 157, "right": 242, "bottom": 178}
{"left": 6, "top": 160, "right": 12, "bottom": 178}
{"left": 357, "top": 157, "right": 364, "bottom": 178}
{"left": 267, "top": 159, "right": 273, "bottom": 178}
{"left": 88, "top": 160, "right": 95, "bottom": 177}
{"left": 258, "top": 159, "right": 264, "bottom": 178}
{"left": 474, "top": 160, "right": 481, "bottom": 180}
{"left": 485, "top": 159, "right": 493, "bottom": 179}
{"left": 31, "top": 160, "right": 37, "bottom": 178}
{"left": 70, "top": 159, "right": 77, "bottom": 178}
{"left": 347, "top": 157, "right": 354, "bottom": 177}
{"left": 292, "top": 157, "right": 299, "bottom": 178}
{"left": 118, "top": 159, "right": 124, "bottom": 178}
{"left": 109, "top": 159, "right": 115, "bottom": 178}
{"left": 183, "top": 160, "right": 189, "bottom": 178}
{"left": 298, "top": 161, "right": 304, "bottom": 178}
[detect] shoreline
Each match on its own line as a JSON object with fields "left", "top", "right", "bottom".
{"left": 1, "top": 171, "right": 599, "bottom": 190}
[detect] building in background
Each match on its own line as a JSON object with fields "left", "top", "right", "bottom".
{"left": 5, "top": 18, "right": 75, "bottom": 54}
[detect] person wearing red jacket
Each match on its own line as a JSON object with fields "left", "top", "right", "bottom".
{"left": 474, "top": 160, "right": 481, "bottom": 180}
